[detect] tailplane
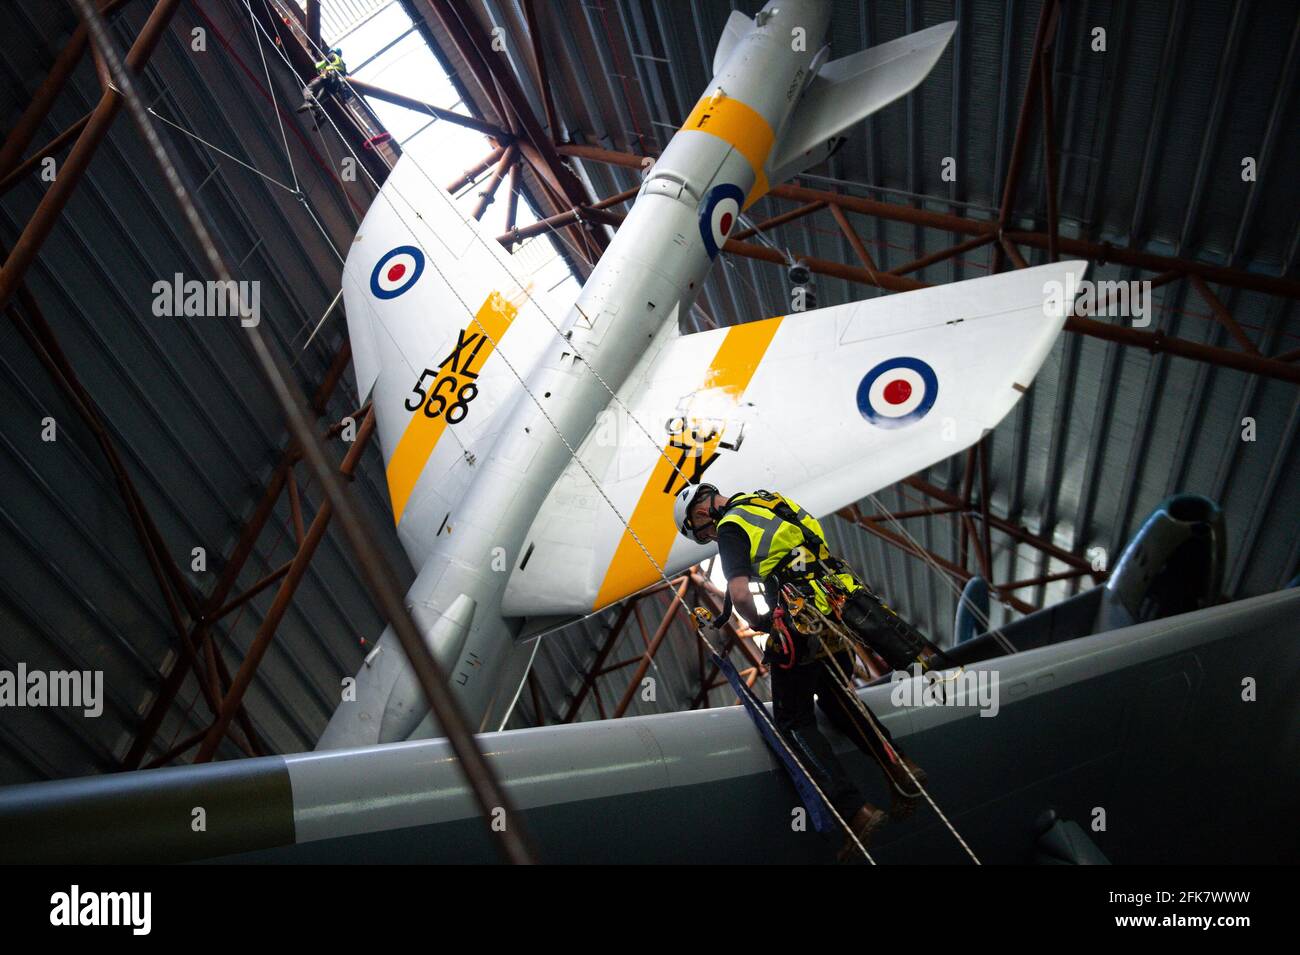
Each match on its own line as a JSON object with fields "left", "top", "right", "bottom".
{"left": 769, "top": 20, "right": 957, "bottom": 184}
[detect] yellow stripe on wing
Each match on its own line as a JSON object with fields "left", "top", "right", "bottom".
{"left": 680, "top": 93, "right": 774, "bottom": 209}
{"left": 386, "top": 291, "right": 518, "bottom": 524}
{"left": 593, "top": 316, "right": 784, "bottom": 610}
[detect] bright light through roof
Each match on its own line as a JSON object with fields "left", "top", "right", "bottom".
{"left": 314, "top": 1, "right": 581, "bottom": 300}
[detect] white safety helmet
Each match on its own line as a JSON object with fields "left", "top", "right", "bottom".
{"left": 673, "top": 482, "right": 722, "bottom": 543}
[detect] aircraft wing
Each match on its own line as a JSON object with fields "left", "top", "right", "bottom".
{"left": 502, "top": 260, "right": 1085, "bottom": 617}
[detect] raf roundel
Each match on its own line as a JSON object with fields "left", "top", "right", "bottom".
{"left": 856, "top": 357, "right": 939, "bottom": 429}
{"left": 698, "top": 183, "right": 744, "bottom": 258}
{"left": 370, "top": 246, "right": 425, "bottom": 299}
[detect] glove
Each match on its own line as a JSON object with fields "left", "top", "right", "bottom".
{"left": 752, "top": 611, "right": 774, "bottom": 634}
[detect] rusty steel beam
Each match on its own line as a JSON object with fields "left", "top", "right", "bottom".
{"left": 1005, "top": 230, "right": 1300, "bottom": 299}
{"left": 828, "top": 201, "right": 880, "bottom": 272}
{"left": 305, "top": 0, "right": 321, "bottom": 50}
{"left": 239, "top": 3, "right": 390, "bottom": 190}
{"left": 859, "top": 504, "right": 963, "bottom": 523}
{"left": 999, "top": 234, "right": 1030, "bottom": 269}
{"left": 560, "top": 577, "right": 692, "bottom": 723}
{"left": 210, "top": 561, "right": 293, "bottom": 622}
{"left": 1062, "top": 313, "right": 1299, "bottom": 383}
{"left": 4, "top": 276, "right": 269, "bottom": 765}
{"left": 193, "top": 410, "right": 377, "bottom": 762}
{"left": 0, "top": 113, "right": 94, "bottom": 197}
{"left": 420, "top": 0, "right": 608, "bottom": 255}
{"left": 1077, "top": 269, "right": 1183, "bottom": 315}
{"left": 123, "top": 344, "right": 353, "bottom": 768}
{"left": 612, "top": 578, "right": 690, "bottom": 718}
{"left": 839, "top": 505, "right": 1034, "bottom": 616}
{"left": 1189, "top": 273, "right": 1260, "bottom": 356}
{"left": 5, "top": 306, "right": 228, "bottom": 730}
{"left": 504, "top": 159, "right": 521, "bottom": 235}
{"left": 996, "top": 0, "right": 1059, "bottom": 233}
{"left": 957, "top": 446, "right": 977, "bottom": 570}
{"left": 141, "top": 727, "right": 210, "bottom": 770}
{"left": 902, "top": 476, "right": 1107, "bottom": 586}
{"left": 471, "top": 142, "right": 518, "bottom": 220}
{"left": 559, "top": 142, "right": 1300, "bottom": 302}
{"left": 286, "top": 470, "right": 306, "bottom": 545}
{"left": 521, "top": 0, "right": 558, "bottom": 138}
{"left": 0, "top": 0, "right": 132, "bottom": 178}
{"left": 562, "top": 602, "right": 636, "bottom": 722}
{"left": 560, "top": 141, "right": 988, "bottom": 238}
{"left": 1001, "top": 567, "right": 1093, "bottom": 591}
{"left": 889, "top": 233, "right": 995, "bottom": 277}
{"left": 0, "top": 0, "right": 184, "bottom": 315}
{"left": 446, "top": 144, "right": 509, "bottom": 193}
{"left": 730, "top": 200, "right": 826, "bottom": 243}
{"left": 1039, "top": 35, "right": 1060, "bottom": 263}
{"left": 725, "top": 234, "right": 927, "bottom": 293}
{"left": 563, "top": 177, "right": 1300, "bottom": 378}
{"left": 347, "top": 77, "right": 512, "bottom": 139}
{"left": 497, "top": 186, "right": 639, "bottom": 244}
{"left": 687, "top": 572, "right": 767, "bottom": 708}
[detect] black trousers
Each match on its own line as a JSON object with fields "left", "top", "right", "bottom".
{"left": 302, "top": 74, "right": 342, "bottom": 107}
{"left": 770, "top": 649, "right": 902, "bottom": 821}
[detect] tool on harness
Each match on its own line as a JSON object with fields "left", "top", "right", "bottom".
{"left": 768, "top": 605, "right": 799, "bottom": 669}
{"left": 730, "top": 491, "right": 952, "bottom": 675}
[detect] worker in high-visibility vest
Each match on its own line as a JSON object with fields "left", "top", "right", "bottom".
{"left": 675, "top": 482, "right": 942, "bottom": 859}
{"left": 297, "top": 48, "right": 348, "bottom": 124}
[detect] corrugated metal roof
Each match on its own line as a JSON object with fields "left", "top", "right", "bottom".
{"left": 0, "top": 0, "right": 1295, "bottom": 774}
{"left": 0, "top": 0, "right": 411, "bottom": 781}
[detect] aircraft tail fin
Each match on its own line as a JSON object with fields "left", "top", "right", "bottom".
{"left": 712, "top": 10, "right": 754, "bottom": 77}
{"left": 768, "top": 20, "right": 957, "bottom": 184}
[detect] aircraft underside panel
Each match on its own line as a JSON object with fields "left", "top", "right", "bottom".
{"left": 6, "top": 589, "right": 1295, "bottom": 863}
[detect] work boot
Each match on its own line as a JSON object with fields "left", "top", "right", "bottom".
{"left": 837, "top": 802, "right": 887, "bottom": 863}
{"left": 885, "top": 756, "right": 926, "bottom": 819}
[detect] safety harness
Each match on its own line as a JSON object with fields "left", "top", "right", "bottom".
{"left": 716, "top": 491, "right": 948, "bottom": 673}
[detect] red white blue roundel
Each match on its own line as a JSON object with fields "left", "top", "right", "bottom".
{"left": 856, "top": 357, "right": 938, "bottom": 429}
{"left": 699, "top": 183, "right": 744, "bottom": 258}
{"left": 370, "top": 246, "right": 424, "bottom": 299}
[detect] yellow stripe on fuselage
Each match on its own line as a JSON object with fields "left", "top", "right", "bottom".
{"left": 386, "top": 291, "right": 517, "bottom": 524}
{"left": 681, "top": 93, "right": 774, "bottom": 209}
{"left": 593, "top": 316, "right": 784, "bottom": 610}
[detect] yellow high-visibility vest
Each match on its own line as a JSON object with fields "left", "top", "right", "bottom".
{"left": 716, "top": 490, "right": 860, "bottom": 613}
{"left": 315, "top": 53, "right": 345, "bottom": 76}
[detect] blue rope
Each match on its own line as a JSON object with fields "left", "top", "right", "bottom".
{"left": 712, "top": 652, "right": 836, "bottom": 833}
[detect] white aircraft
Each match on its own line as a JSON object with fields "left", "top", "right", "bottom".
{"left": 319, "top": 0, "right": 1085, "bottom": 748}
